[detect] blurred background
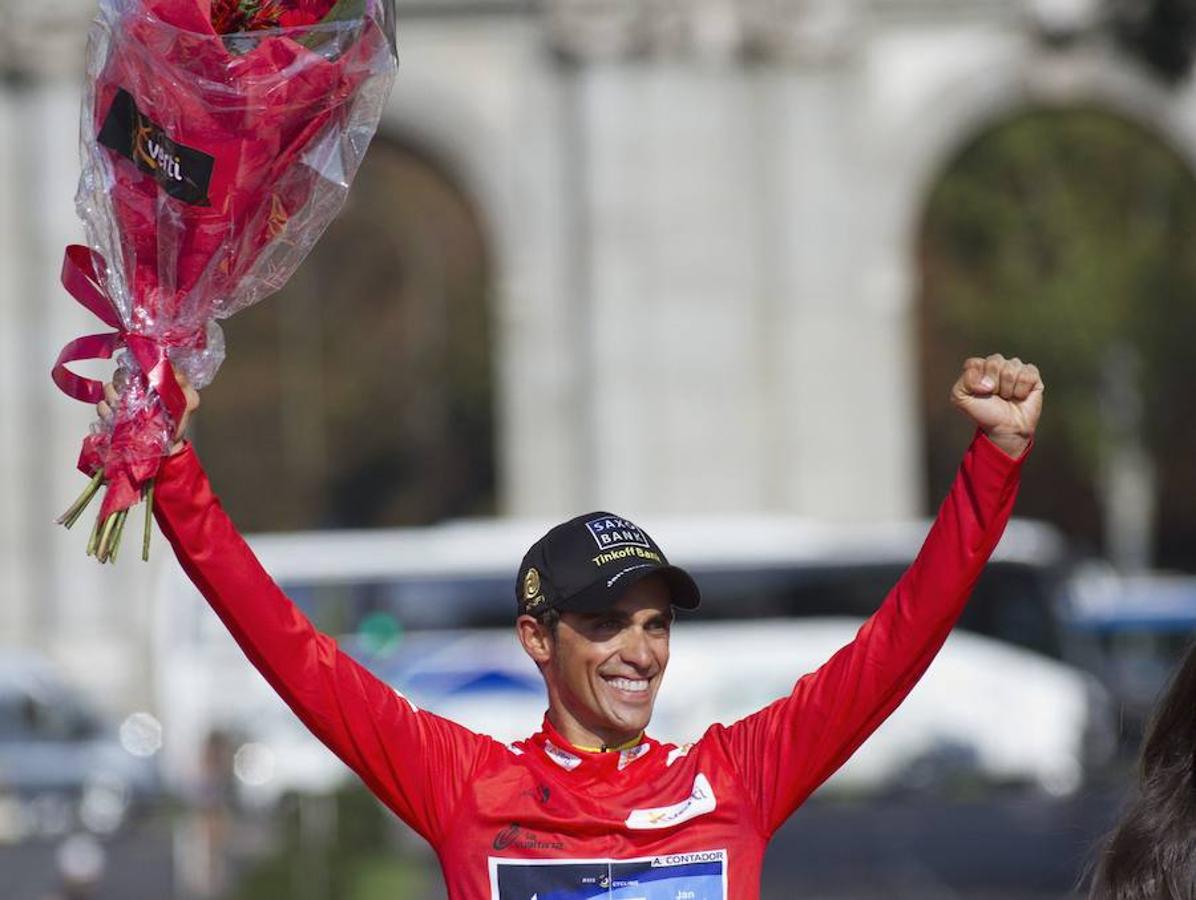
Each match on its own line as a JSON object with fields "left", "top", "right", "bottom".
{"left": 3, "top": 0, "right": 1196, "bottom": 897}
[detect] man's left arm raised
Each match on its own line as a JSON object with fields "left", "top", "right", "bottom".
{"left": 712, "top": 354, "right": 1043, "bottom": 837}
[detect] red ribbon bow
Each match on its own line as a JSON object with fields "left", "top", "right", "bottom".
{"left": 52, "top": 245, "right": 191, "bottom": 422}
{"left": 52, "top": 245, "right": 199, "bottom": 520}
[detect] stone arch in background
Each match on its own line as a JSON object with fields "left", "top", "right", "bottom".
{"left": 193, "top": 134, "right": 497, "bottom": 531}
{"left": 912, "top": 89, "right": 1196, "bottom": 570}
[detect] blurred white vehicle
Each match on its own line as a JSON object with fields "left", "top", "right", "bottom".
{"left": 0, "top": 652, "right": 161, "bottom": 840}
{"left": 152, "top": 515, "right": 1114, "bottom": 805}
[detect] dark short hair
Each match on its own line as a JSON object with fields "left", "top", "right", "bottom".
{"left": 534, "top": 607, "right": 561, "bottom": 637}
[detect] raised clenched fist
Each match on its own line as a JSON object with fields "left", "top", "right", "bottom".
{"left": 950, "top": 354, "right": 1043, "bottom": 459}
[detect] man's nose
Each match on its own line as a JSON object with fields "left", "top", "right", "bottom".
{"left": 620, "top": 627, "right": 654, "bottom": 670}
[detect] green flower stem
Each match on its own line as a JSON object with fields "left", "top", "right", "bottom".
{"left": 65, "top": 477, "right": 157, "bottom": 563}
{"left": 108, "top": 509, "right": 129, "bottom": 564}
{"left": 142, "top": 482, "right": 155, "bottom": 562}
{"left": 58, "top": 471, "right": 105, "bottom": 528}
{"left": 96, "top": 512, "right": 119, "bottom": 563}
{"left": 86, "top": 509, "right": 104, "bottom": 557}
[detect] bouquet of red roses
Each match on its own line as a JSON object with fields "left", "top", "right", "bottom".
{"left": 52, "top": 0, "right": 397, "bottom": 562}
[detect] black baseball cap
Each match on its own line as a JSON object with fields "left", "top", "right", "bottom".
{"left": 515, "top": 511, "right": 701, "bottom": 617}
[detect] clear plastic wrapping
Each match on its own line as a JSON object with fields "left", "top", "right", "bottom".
{"left": 55, "top": 0, "right": 397, "bottom": 555}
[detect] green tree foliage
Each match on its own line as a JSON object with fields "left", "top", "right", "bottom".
{"left": 919, "top": 108, "right": 1196, "bottom": 569}
{"left": 230, "top": 786, "right": 437, "bottom": 900}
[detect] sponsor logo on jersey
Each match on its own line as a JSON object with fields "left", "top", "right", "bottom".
{"left": 625, "top": 773, "right": 716, "bottom": 830}
{"left": 520, "top": 783, "right": 551, "bottom": 806}
{"left": 585, "top": 516, "right": 652, "bottom": 551}
{"left": 618, "top": 743, "right": 652, "bottom": 771}
{"left": 543, "top": 740, "right": 582, "bottom": 772}
{"left": 492, "top": 823, "right": 564, "bottom": 852}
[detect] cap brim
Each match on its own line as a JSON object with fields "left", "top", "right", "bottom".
{"left": 561, "top": 564, "right": 701, "bottom": 614}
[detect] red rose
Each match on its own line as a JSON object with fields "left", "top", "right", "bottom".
{"left": 296, "top": 0, "right": 337, "bottom": 18}
{"left": 279, "top": 9, "right": 320, "bottom": 27}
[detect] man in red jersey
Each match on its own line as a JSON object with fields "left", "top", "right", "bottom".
{"left": 103, "top": 353, "right": 1042, "bottom": 899}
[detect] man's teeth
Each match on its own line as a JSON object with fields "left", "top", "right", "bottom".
{"left": 607, "top": 677, "right": 648, "bottom": 693}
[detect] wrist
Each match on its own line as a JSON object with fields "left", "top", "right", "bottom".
{"left": 983, "top": 429, "right": 1031, "bottom": 459}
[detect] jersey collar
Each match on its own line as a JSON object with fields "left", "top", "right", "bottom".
{"left": 532, "top": 717, "right": 657, "bottom": 774}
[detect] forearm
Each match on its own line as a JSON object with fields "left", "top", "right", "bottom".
{"left": 797, "top": 430, "right": 1027, "bottom": 784}
{"left": 882, "top": 429, "right": 1026, "bottom": 631}
{"left": 726, "top": 429, "right": 1028, "bottom": 833}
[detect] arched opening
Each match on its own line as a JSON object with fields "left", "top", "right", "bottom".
{"left": 918, "top": 107, "right": 1196, "bottom": 571}
{"left": 193, "top": 136, "right": 496, "bottom": 531}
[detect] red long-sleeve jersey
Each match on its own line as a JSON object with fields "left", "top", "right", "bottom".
{"left": 153, "top": 431, "right": 1025, "bottom": 899}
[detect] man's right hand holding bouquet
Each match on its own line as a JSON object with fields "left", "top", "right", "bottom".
{"left": 97, "top": 372, "right": 199, "bottom": 459}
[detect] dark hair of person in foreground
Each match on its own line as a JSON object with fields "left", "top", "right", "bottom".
{"left": 1089, "top": 639, "right": 1196, "bottom": 900}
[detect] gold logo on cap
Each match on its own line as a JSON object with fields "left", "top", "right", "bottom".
{"left": 523, "top": 568, "right": 542, "bottom": 600}
{"left": 526, "top": 593, "right": 546, "bottom": 610}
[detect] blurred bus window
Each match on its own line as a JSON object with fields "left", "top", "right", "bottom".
{"left": 277, "top": 559, "right": 1063, "bottom": 660}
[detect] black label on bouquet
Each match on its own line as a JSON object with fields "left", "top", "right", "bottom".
{"left": 97, "top": 89, "right": 214, "bottom": 207}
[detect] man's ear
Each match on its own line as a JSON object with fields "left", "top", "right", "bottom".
{"left": 516, "top": 614, "right": 553, "bottom": 666}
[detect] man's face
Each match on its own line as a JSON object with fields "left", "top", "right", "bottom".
{"left": 543, "top": 575, "right": 673, "bottom": 746}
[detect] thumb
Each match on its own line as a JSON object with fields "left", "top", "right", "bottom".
{"left": 169, "top": 368, "right": 200, "bottom": 451}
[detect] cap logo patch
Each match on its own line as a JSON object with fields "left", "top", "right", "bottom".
{"left": 523, "top": 568, "right": 542, "bottom": 600}
{"left": 585, "top": 516, "right": 651, "bottom": 551}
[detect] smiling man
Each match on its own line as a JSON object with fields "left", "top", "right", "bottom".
{"left": 513, "top": 512, "right": 698, "bottom": 752}
{"left": 120, "top": 353, "right": 1043, "bottom": 899}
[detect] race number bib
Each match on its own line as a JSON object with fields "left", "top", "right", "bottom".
{"left": 489, "top": 849, "right": 727, "bottom": 899}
